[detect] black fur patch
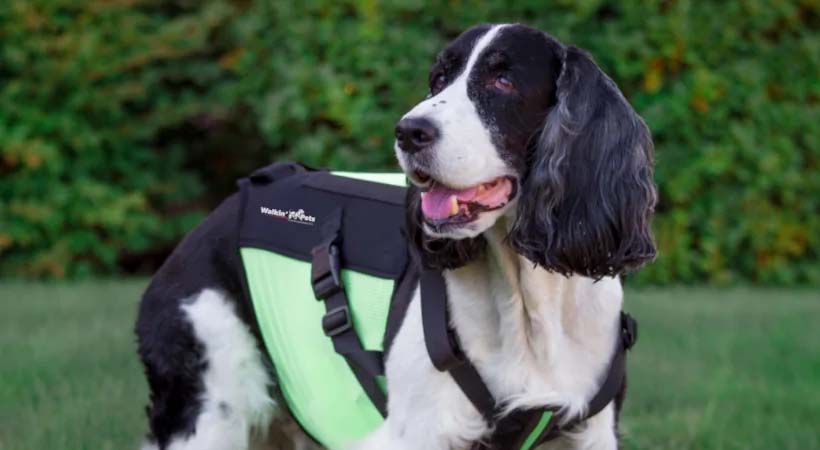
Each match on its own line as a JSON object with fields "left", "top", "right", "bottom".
{"left": 508, "top": 44, "right": 657, "bottom": 278}
{"left": 427, "top": 24, "right": 492, "bottom": 96}
{"left": 465, "top": 25, "right": 563, "bottom": 172}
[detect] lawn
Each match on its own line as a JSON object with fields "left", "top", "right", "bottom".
{"left": 0, "top": 281, "right": 817, "bottom": 450}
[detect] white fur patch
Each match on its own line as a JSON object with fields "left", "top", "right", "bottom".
{"left": 397, "top": 25, "right": 513, "bottom": 191}
{"left": 167, "top": 289, "right": 276, "bottom": 450}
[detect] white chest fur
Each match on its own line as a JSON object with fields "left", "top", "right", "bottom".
{"left": 357, "top": 222, "right": 624, "bottom": 450}
{"left": 447, "top": 225, "right": 623, "bottom": 418}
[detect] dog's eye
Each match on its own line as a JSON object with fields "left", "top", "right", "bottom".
{"left": 430, "top": 74, "right": 447, "bottom": 95}
{"left": 494, "top": 75, "right": 514, "bottom": 92}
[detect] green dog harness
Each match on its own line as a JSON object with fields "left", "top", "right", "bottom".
{"left": 235, "top": 162, "right": 637, "bottom": 450}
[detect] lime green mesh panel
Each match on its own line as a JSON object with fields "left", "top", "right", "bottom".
{"left": 240, "top": 248, "right": 394, "bottom": 449}
{"left": 331, "top": 172, "right": 407, "bottom": 187}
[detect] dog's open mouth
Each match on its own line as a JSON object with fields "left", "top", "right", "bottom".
{"left": 419, "top": 175, "right": 517, "bottom": 227}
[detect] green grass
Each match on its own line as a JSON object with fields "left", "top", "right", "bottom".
{"left": 0, "top": 282, "right": 818, "bottom": 450}
{"left": 0, "top": 280, "right": 149, "bottom": 450}
{"left": 622, "top": 287, "right": 820, "bottom": 450}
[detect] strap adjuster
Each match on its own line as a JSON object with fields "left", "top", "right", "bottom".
{"left": 621, "top": 312, "right": 638, "bottom": 350}
{"left": 322, "top": 305, "right": 352, "bottom": 337}
{"left": 312, "top": 243, "right": 343, "bottom": 300}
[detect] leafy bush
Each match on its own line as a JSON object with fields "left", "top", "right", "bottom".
{"left": 1, "top": 0, "right": 817, "bottom": 283}
{"left": 0, "top": 1, "right": 234, "bottom": 276}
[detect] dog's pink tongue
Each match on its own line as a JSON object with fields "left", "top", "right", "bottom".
{"left": 421, "top": 185, "right": 476, "bottom": 220}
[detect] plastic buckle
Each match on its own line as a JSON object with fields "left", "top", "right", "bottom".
{"left": 322, "top": 306, "right": 352, "bottom": 337}
{"left": 312, "top": 244, "right": 343, "bottom": 300}
{"left": 621, "top": 313, "right": 638, "bottom": 350}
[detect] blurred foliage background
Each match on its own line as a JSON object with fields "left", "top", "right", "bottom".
{"left": 0, "top": 0, "right": 817, "bottom": 283}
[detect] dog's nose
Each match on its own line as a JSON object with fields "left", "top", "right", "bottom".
{"left": 395, "top": 117, "right": 438, "bottom": 154}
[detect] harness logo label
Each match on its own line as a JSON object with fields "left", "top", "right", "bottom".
{"left": 260, "top": 206, "right": 316, "bottom": 226}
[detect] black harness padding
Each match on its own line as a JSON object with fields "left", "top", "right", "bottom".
{"left": 239, "top": 163, "right": 408, "bottom": 279}
{"left": 420, "top": 269, "right": 639, "bottom": 449}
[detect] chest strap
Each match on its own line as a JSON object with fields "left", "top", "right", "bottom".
{"left": 311, "top": 207, "right": 388, "bottom": 416}
{"left": 421, "top": 269, "right": 497, "bottom": 423}
{"left": 420, "top": 269, "right": 638, "bottom": 449}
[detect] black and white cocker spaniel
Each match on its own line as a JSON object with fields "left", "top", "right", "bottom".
{"left": 137, "top": 23, "right": 656, "bottom": 450}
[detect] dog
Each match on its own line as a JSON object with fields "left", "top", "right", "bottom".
{"left": 136, "top": 23, "right": 656, "bottom": 450}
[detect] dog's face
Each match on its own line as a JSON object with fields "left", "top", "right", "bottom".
{"left": 398, "top": 24, "right": 657, "bottom": 278}
{"left": 396, "top": 24, "right": 562, "bottom": 240}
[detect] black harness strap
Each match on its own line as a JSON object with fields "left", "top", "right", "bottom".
{"left": 382, "top": 259, "right": 420, "bottom": 356}
{"left": 528, "top": 312, "right": 638, "bottom": 446}
{"left": 421, "top": 265, "right": 639, "bottom": 449}
{"left": 420, "top": 269, "right": 497, "bottom": 424}
{"left": 311, "top": 207, "right": 388, "bottom": 416}
{"left": 578, "top": 313, "right": 636, "bottom": 418}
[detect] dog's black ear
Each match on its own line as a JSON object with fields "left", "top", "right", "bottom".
{"left": 405, "top": 185, "right": 486, "bottom": 270}
{"left": 510, "top": 45, "right": 657, "bottom": 278}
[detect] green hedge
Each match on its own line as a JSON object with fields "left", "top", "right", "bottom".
{"left": 1, "top": 1, "right": 817, "bottom": 284}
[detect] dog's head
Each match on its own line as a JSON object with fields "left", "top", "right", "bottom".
{"left": 397, "top": 24, "right": 657, "bottom": 278}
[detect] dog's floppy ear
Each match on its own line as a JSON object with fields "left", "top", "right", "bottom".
{"left": 405, "top": 185, "right": 486, "bottom": 270}
{"left": 510, "top": 45, "right": 657, "bottom": 278}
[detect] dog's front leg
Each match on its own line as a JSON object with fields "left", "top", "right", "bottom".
{"left": 351, "top": 295, "right": 488, "bottom": 450}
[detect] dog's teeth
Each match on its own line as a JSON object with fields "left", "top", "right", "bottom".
{"left": 477, "top": 185, "right": 485, "bottom": 194}
{"left": 420, "top": 192, "right": 426, "bottom": 199}
{"left": 450, "top": 195, "right": 459, "bottom": 215}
